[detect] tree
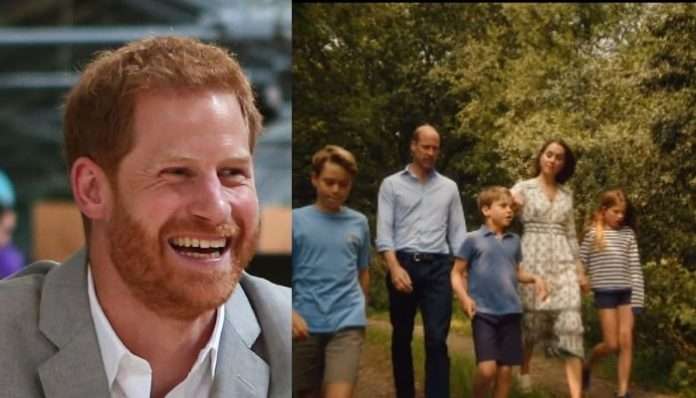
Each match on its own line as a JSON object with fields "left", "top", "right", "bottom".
{"left": 292, "top": 4, "right": 695, "bottom": 392}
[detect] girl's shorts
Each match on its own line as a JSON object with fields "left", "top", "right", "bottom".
{"left": 593, "top": 288, "right": 632, "bottom": 309}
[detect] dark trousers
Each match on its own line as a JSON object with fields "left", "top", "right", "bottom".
{"left": 386, "top": 252, "right": 453, "bottom": 398}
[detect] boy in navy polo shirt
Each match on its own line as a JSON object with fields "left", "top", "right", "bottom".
{"left": 451, "top": 186, "right": 548, "bottom": 398}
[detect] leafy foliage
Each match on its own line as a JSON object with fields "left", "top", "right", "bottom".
{"left": 293, "top": 4, "right": 696, "bottom": 392}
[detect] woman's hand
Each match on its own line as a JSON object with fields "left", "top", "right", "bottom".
{"left": 577, "top": 271, "right": 590, "bottom": 295}
{"left": 511, "top": 190, "right": 525, "bottom": 214}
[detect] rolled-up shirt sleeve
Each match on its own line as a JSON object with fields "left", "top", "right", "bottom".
{"left": 376, "top": 178, "right": 395, "bottom": 252}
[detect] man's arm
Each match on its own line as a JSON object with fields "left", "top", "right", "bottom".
{"left": 375, "top": 178, "right": 396, "bottom": 252}
{"left": 376, "top": 178, "right": 413, "bottom": 293}
{"left": 382, "top": 250, "right": 412, "bottom": 293}
{"left": 451, "top": 258, "right": 476, "bottom": 317}
{"left": 447, "top": 185, "right": 467, "bottom": 253}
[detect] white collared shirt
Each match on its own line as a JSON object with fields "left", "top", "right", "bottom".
{"left": 87, "top": 268, "right": 224, "bottom": 398}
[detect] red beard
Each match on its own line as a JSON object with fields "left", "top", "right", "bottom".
{"left": 107, "top": 198, "right": 258, "bottom": 320}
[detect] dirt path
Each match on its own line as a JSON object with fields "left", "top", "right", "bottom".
{"left": 356, "top": 319, "right": 675, "bottom": 398}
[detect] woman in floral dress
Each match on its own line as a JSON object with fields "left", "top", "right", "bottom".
{"left": 511, "top": 139, "right": 589, "bottom": 398}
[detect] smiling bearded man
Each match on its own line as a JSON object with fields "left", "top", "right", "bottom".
{"left": 104, "top": 88, "right": 261, "bottom": 322}
{"left": 0, "top": 36, "right": 290, "bottom": 398}
{"left": 108, "top": 191, "right": 255, "bottom": 321}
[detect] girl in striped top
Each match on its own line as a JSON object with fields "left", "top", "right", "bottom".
{"left": 579, "top": 189, "right": 644, "bottom": 398}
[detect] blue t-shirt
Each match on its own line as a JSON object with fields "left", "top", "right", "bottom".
{"left": 455, "top": 225, "right": 523, "bottom": 315}
{"left": 292, "top": 205, "right": 371, "bottom": 333}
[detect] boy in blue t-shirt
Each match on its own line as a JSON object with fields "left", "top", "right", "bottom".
{"left": 292, "top": 145, "right": 371, "bottom": 398}
{"left": 451, "top": 186, "right": 548, "bottom": 398}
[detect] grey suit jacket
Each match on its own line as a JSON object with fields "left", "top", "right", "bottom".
{"left": 0, "top": 249, "right": 291, "bottom": 397}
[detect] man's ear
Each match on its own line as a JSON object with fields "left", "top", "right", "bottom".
{"left": 70, "top": 157, "right": 114, "bottom": 221}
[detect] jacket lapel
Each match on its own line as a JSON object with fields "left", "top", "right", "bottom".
{"left": 34, "top": 253, "right": 287, "bottom": 398}
{"left": 235, "top": 274, "right": 292, "bottom": 398}
{"left": 211, "top": 282, "right": 269, "bottom": 397}
{"left": 37, "top": 249, "right": 110, "bottom": 397}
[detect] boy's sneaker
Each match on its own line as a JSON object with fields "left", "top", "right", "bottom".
{"left": 518, "top": 373, "right": 532, "bottom": 393}
{"left": 582, "top": 365, "right": 591, "bottom": 392}
{"left": 615, "top": 393, "right": 631, "bottom": 398}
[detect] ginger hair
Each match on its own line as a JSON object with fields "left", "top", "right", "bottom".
{"left": 63, "top": 36, "right": 263, "bottom": 178}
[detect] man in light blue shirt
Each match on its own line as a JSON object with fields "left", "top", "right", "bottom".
{"left": 376, "top": 124, "right": 467, "bottom": 398}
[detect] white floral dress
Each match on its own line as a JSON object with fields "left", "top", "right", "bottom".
{"left": 511, "top": 178, "right": 584, "bottom": 358}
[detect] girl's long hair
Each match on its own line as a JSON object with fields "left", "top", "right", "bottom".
{"left": 587, "top": 188, "right": 638, "bottom": 251}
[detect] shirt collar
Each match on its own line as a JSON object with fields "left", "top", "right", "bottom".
{"left": 87, "top": 266, "right": 225, "bottom": 390}
{"left": 401, "top": 164, "right": 437, "bottom": 181}
{"left": 479, "top": 224, "right": 513, "bottom": 239}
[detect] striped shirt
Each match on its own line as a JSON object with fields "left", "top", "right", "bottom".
{"left": 580, "top": 226, "right": 645, "bottom": 307}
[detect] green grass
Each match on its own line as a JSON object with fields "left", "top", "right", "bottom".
{"left": 451, "top": 301, "right": 473, "bottom": 337}
{"left": 587, "top": 346, "right": 676, "bottom": 395}
{"left": 367, "top": 305, "right": 472, "bottom": 335}
{"left": 366, "top": 307, "right": 390, "bottom": 322}
{"left": 365, "top": 321, "right": 552, "bottom": 397}
{"left": 370, "top": 302, "right": 679, "bottom": 396}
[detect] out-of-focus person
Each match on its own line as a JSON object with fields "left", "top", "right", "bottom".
{"left": 0, "top": 170, "right": 24, "bottom": 278}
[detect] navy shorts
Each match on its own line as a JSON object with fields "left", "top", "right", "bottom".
{"left": 593, "top": 289, "right": 632, "bottom": 309}
{"left": 471, "top": 313, "right": 523, "bottom": 365}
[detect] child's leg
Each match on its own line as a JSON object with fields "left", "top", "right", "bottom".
{"left": 473, "top": 361, "right": 497, "bottom": 398}
{"left": 564, "top": 357, "right": 583, "bottom": 398}
{"left": 616, "top": 305, "right": 634, "bottom": 396}
{"left": 294, "top": 334, "right": 325, "bottom": 398}
{"left": 587, "top": 308, "right": 619, "bottom": 368}
{"left": 322, "top": 328, "right": 364, "bottom": 398}
{"left": 493, "top": 365, "right": 512, "bottom": 398}
{"left": 496, "top": 313, "right": 523, "bottom": 398}
{"left": 554, "top": 309, "right": 585, "bottom": 398}
{"left": 323, "top": 384, "right": 353, "bottom": 398}
{"left": 471, "top": 314, "right": 500, "bottom": 397}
